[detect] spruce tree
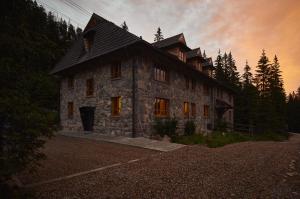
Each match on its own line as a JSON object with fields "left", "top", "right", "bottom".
{"left": 154, "top": 27, "right": 164, "bottom": 42}
{"left": 121, "top": 21, "right": 128, "bottom": 31}
{"left": 242, "top": 60, "right": 252, "bottom": 85}
{"left": 227, "top": 52, "right": 240, "bottom": 87}
{"left": 269, "top": 55, "right": 286, "bottom": 132}
{"left": 214, "top": 49, "right": 225, "bottom": 81}
{"left": 255, "top": 50, "right": 270, "bottom": 95}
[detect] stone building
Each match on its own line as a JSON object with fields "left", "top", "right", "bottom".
{"left": 51, "top": 13, "right": 234, "bottom": 137}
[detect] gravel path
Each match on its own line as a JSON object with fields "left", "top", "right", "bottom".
{"left": 19, "top": 135, "right": 158, "bottom": 184}
{"left": 31, "top": 134, "right": 300, "bottom": 198}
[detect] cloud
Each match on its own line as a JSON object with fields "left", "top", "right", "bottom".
{"left": 49, "top": 0, "right": 300, "bottom": 93}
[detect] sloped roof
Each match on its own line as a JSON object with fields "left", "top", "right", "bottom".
{"left": 152, "top": 33, "right": 187, "bottom": 49}
{"left": 186, "top": 48, "right": 202, "bottom": 59}
{"left": 51, "top": 13, "right": 141, "bottom": 74}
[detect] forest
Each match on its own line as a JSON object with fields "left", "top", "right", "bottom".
{"left": 0, "top": 0, "right": 300, "bottom": 194}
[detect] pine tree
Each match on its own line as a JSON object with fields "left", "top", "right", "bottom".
{"left": 268, "top": 55, "right": 286, "bottom": 132}
{"left": 227, "top": 52, "right": 240, "bottom": 87}
{"left": 121, "top": 21, "right": 128, "bottom": 31}
{"left": 242, "top": 60, "right": 252, "bottom": 85}
{"left": 214, "top": 49, "right": 225, "bottom": 81}
{"left": 154, "top": 27, "right": 164, "bottom": 42}
{"left": 255, "top": 50, "right": 270, "bottom": 95}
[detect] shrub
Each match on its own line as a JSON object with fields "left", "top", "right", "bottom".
{"left": 206, "top": 132, "right": 250, "bottom": 148}
{"left": 184, "top": 120, "right": 196, "bottom": 135}
{"left": 215, "top": 119, "right": 228, "bottom": 132}
{"left": 152, "top": 117, "right": 178, "bottom": 138}
{"left": 172, "top": 134, "right": 205, "bottom": 145}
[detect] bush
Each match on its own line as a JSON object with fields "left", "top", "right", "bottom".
{"left": 152, "top": 117, "right": 178, "bottom": 138}
{"left": 184, "top": 120, "right": 196, "bottom": 135}
{"left": 215, "top": 119, "right": 228, "bottom": 132}
{"left": 206, "top": 132, "right": 250, "bottom": 148}
{"left": 172, "top": 134, "right": 205, "bottom": 145}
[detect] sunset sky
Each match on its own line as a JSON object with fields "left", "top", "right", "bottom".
{"left": 39, "top": 0, "right": 300, "bottom": 93}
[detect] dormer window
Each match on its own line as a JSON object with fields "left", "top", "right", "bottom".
{"left": 178, "top": 50, "right": 186, "bottom": 62}
{"left": 83, "top": 30, "right": 95, "bottom": 53}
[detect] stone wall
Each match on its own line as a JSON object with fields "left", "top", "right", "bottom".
{"left": 60, "top": 59, "right": 134, "bottom": 136}
{"left": 134, "top": 56, "right": 215, "bottom": 137}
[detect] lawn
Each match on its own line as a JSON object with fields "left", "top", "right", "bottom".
{"left": 172, "top": 131, "right": 289, "bottom": 147}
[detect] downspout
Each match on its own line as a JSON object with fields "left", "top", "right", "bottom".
{"left": 132, "top": 56, "right": 137, "bottom": 137}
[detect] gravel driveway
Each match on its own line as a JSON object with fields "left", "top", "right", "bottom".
{"left": 29, "top": 134, "right": 300, "bottom": 198}
{"left": 19, "top": 135, "right": 158, "bottom": 185}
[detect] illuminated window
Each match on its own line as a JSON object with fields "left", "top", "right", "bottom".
{"left": 86, "top": 78, "right": 94, "bottom": 96}
{"left": 154, "top": 98, "right": 169, "bottom": 117}
{"left": 111, "top": 62, "right": 121, "bottom": 78}
{"left": 68, "top": 76, "right": 74, "bottom": 89}
{"left": 68, "top": 102, "right": 74, "bottom": 119}
{"left": 191, "top": 103, "right": 196, "bottom": 117}
{"left": 111, "top": 96, "right": 121, "bottom": 116}
{"left": 203, "top": 105, "right": 209, "bottom": 118}
{"left": 154, "top": 65, "right": 169, "bottom": 82}
{"left": 183, "top": 102, "right": 189, "bottom": 118}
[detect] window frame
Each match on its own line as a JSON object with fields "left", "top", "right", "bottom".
{"left": 67, "top": 102, "right": 74, "bottom": 119}
{"left": 183, "top": 102, "right": 189, "bottom": 118}
{"left": 111, "top": 96, "right": 121, "bottom": 116}
{"left": 203, "top": 84, "right": 210, "bottom": 96}
{"left": 111, "top": 62, "right": 122, "bottom": 79}
{"left": 203, "top": 105, "right": 209, "bottom": 118}
{"left": 154, "top": 65, "right": 169, "bottom": 83}
{"left": 86, "top": 78, "right": 94, "bottom": 97}
{"left": 185, "top": 76, "right": 190, "bottom": 89}
{"left": 191, "top": 103, "right": 196, "bottom": 118}
{"left": 154, "top": 97, "right": 169, "bottom": 117}
{"left": 67, "top": 76, "right": 74, "bottom": 90}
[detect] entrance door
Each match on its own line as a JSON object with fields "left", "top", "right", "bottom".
{"left": 79, "top": 106, "right": 95, "bottom": 132}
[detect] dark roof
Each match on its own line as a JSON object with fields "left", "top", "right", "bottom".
{"left": 51, "top": 14, "right": 233, "bottom": 93}
{"left": 152, "top": 33, "right": 190, "bottom": 50}
{"left": 51, "top": 13, "right": 141, "bottom": 74}
{"left": 186, "top": 48, "right": 202, "bottom": 59}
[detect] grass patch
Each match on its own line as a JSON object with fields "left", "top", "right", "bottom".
{"left": 172, "top": 131, "right": 289, "bottom": 148}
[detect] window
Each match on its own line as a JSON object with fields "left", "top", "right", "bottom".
{"left": 178, "top": 51, "right": 185, "bottom": 62}
{"left": 68, "top": 76, "right": 74, "bottom": 89}
{"left": 111, "top": 62, "right": 121, "bottom": 78}
{"left": 191, "top": 79, "right": 196, "bottom": 91}
{"left": 183, "top": 102, "right": 189, "bottom": 118}
{"left": 229, "top": 110, "right": 232, "bottom": 121}
{"left": 154, "top": 98, "right": 169, "bottom": 117}
{"left": 203, "top": 85, "right": 210, "bottom": 96}
{"left": 154, "top": 65, "right": 169, "bottom": 82}
{"left": 83, "top": 31, "right": 95, "bottom": 52}
{"left": 68, "top": 102, "right": 74, "bottom": 119}
{"left": 191, "top": 103, "right": 196, "bottom": 117}
{"left": 111, "top": 97, "right": 121, "bottom": 116}
{"left": 86, "top": 78, "right": 94, "bottom": 96}
{"left": 203, "top": 105, "right": 209, "bottom": 118}
{"left": 229, "top": 94, "right": 233, "bottom": 103}
{"left": 185, "top": 76, "right": 189, "bottom": 89}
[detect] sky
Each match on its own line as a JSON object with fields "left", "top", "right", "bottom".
{"left": 38, "top": 0, "right": 300, "bottom": 93}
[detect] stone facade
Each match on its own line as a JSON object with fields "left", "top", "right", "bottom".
{"left": 60, "top": 55, "right": 234, "bottom": 137}
{"left": 60, "top": 58, "right": 134, "bottom": 136}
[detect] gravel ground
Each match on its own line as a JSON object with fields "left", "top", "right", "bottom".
{"left": 19, "top": 135, "right": 158, "bottom": 184}
{"left": 31, "top": 134, "right": 300, "bottom": 198}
